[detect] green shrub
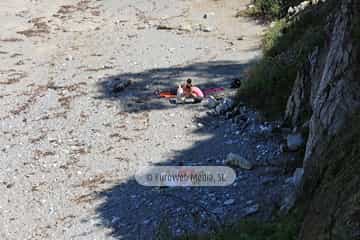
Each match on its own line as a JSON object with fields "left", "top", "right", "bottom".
{"left": 262, "top": 19, "right": 288, "bottom": 55}
{"left": 253, "top": 0, "right": 282, "bottom": 19}
{"left": 264, "top": 5, "right": 328, "bottom": 58}
{"left": 238, "top": 56, "right": 297, "bottom": 117}
{"left": 245, "top": 0, "right": 303, "bottom": 20}
{"left": 238, "top": 2, "right": 334, "bottom": 117}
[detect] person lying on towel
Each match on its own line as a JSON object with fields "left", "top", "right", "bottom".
{"left": 177, "top": 78, "right": 204, "bottom": 103}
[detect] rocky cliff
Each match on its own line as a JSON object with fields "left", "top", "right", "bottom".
{"left": 284, "top": 0, "right": 360, "bottom": 239}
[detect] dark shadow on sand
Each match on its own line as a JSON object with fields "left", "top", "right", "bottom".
{"left": 92, "top": 60, "right": 293, "bottom": 239}
{"left": 96, "top": 61, "right": 253, "bottom": 113}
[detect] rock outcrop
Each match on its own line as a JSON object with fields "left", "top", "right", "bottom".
{"left": 284, "top": 0, "right": 360, "bottom": 238}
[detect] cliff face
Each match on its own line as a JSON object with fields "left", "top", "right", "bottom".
{"left": 285, "top": 0, "right": 360, "bottom": 239}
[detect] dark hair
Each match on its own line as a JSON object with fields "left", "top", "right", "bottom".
{"left": 186, "top": 78, "right": 192, "bottom": 84}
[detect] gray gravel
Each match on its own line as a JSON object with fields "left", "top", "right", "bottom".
{"left": 0, "top": 0, "right": 296, "bottom": 239}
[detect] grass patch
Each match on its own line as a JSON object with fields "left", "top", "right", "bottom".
{"left": 238, "top": 57, "right": 297, "bottom": 117}
{"left": 238, "top": 1, "right": 337, "bottom": 118}
{"left": 175, "top": 209, "right": 303, "bottom": 240}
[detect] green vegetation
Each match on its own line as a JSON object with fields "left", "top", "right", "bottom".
{"left": 243, "top": 0, "right": 302, "bottom": 20}
{"left": 238, "top": 1, "right": 337, "bottom": 118}
{"left": 239, "top": 56, "right": 297, "bottom": 116}
{"left": 175, "top": 209, "right": 304, "bottom": 240}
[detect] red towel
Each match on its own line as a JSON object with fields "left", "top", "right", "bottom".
{"left": 157, "top": 87, "right": 224, "bottom": 98}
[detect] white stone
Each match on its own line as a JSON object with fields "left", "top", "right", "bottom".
{"left": 287, "top": 133, "right": 304, "bottom": 151}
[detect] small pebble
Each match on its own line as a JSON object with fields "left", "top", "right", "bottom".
{"left": 224, "top": 199, "right": 235, "bottom": 205}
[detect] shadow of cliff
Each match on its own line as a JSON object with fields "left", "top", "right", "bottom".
{"left": 92, "top": 61, "right": 291, "bottom": 239}
{"left": 96, "top": 61, "right": 253, "bottom": 113}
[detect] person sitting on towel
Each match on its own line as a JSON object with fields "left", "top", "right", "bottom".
{"left": 181, "top": 78, "right": 204, "bottom": 103}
